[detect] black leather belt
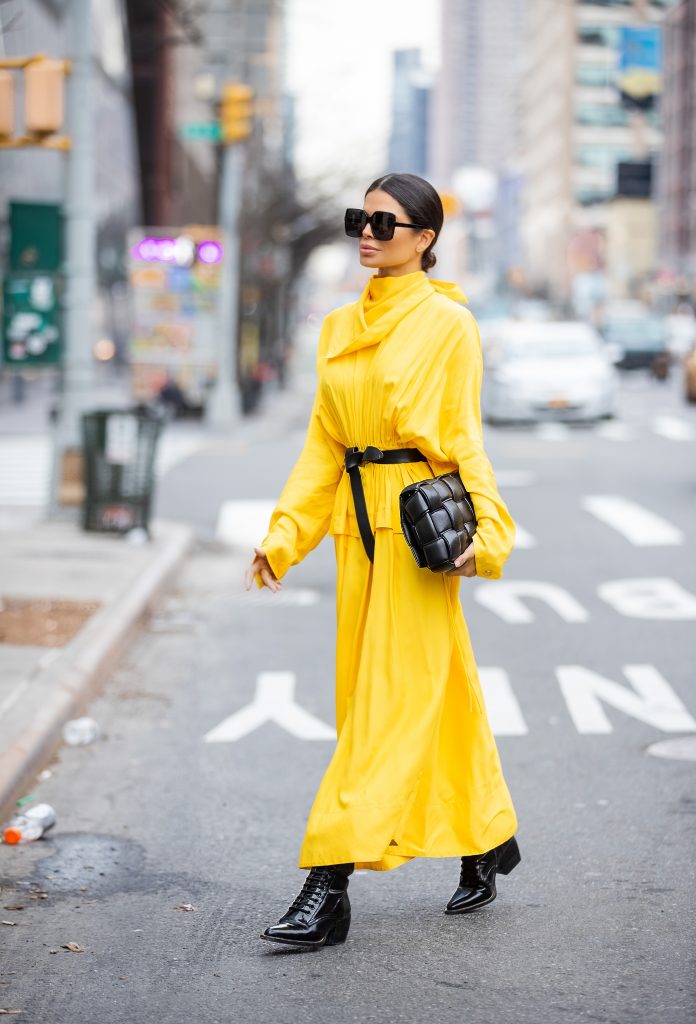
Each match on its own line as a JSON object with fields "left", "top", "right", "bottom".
{"left": 344, "top": 445, "right": 428, "bottom": 562}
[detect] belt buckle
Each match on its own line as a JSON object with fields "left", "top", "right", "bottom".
{"left": 363, "top": 445, "right": 384, "bottom": 462}
{"left": 345, "top": 446, "right": 362, "bottom": 471}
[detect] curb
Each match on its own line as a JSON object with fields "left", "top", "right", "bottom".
{"left": 0, "top": 520, "right": 194, "bottom": 818}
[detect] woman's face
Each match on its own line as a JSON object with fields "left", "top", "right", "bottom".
{"left": 357, "top": 189, "right": 435, "bottom": 274}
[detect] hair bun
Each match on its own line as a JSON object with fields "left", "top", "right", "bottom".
{"left": 422, "top": 249, "right": 437, "bottom": 271}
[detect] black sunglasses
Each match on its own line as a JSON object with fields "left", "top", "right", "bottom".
{"left": 344, "top": 208, "right": 429, "bottom": 242}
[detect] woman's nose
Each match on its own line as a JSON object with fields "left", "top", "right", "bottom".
{"left": 361, "top": 222, "right": 374, "bottom": 239}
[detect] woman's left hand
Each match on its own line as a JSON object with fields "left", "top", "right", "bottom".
{"left": 445, "top": 542, "right": 477, "bottom": 577}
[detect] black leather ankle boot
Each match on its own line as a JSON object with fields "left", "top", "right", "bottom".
{"left": 445, "top": 836, "right": 521, "bottom": 914}
{"left": 260, "top": 864, "right": 353, "bottom": 949}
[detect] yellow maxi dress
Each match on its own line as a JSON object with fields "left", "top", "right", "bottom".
{"left": 255, "top": 269, "right": 518, "bottom": 872}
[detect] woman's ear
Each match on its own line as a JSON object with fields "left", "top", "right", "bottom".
{"left": 417, "top": 228, "right": 436, "bottom": 254}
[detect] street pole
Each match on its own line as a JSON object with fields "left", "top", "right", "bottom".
{"left": 204, "top": 0, "right": 245, "bottom": 431}
{"left": 48, "top": 0, "right": 96, "bottom": 516}
{"left": 206, "top": 142, "right": 244, "bottom": 429}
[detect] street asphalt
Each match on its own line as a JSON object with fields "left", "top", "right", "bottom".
{"left": 1, "top": 366, "right": 694, "bottom": 1023}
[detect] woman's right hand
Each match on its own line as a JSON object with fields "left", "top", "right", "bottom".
{"left": 244, "top": 546, "right": 283, "bottom": 593}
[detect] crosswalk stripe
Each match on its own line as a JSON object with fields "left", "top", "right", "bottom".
{"left": 496, "top": 470, "right": 537, "bottom": 487}
{"left": 217, "top": 500, "right": 275, "bottom": 548}
{"left": 0, "top": 438, "right": 50, "bottom": 504}
{"left": 582, "top": 495, "right": 684, "bottom": 546}
{"left": 533, "top": 422, "right": 571, "bottom": 441}
{"left": 594, "top": 421, "right": 635, "bottom": 441}
{"left": 512, "top": 524, "right": 536, "bottom": 549}
{"left": 651, "top": 415, "right": 695, "bottom": 442}
{"left": 0, "top": 433, "right": 206, "bottom": 508}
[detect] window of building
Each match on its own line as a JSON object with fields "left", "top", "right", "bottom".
{"left": 575, "top": 186, "right": 613, "bottom": 206}
{"left": 575, "top": 102, "right": 629, "bottom": 127}
{"left": 577, "top": 25, "right": 620, "bottom": 48}
{"left": 580, "top": 1, "right": 633, "bottom": 8}
{"left": 576, "top": 64, "right": 613, "bottom": 87}
{"left": 575, "top": 145, "right": 633, "bottom": 168}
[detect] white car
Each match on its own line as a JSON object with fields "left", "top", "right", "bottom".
{"left": 481, "top": 321, "right": 619, "bottom": 424}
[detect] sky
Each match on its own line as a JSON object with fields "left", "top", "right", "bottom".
{"left": 285, "top": 0, "right": 441, "bottom": 193}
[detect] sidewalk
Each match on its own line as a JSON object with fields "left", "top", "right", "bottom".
{"left": 0, "top": 519, "right": 193, "bottom": 818}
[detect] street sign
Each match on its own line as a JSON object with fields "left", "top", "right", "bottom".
{"left": 178, "top": 121, "right": 221, "bottom": 142}
{"left": 2, "top": 271, "right": 61, "bottom": 366}
{"left": 10, "top": 200, "right": 63, "bottom": 271}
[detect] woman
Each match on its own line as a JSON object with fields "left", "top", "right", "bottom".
{"left": 244, "top": 172, "right": 520, "bottom": 951}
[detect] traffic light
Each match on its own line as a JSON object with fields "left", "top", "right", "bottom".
{"left": 0, "top": 70, "right": 14, "bottom": 137}
{"left": 220, "top": 83, "right": 254, "bottom": 144}
{"left": 438, "top": 192, "right": 461, "bottom": 218}
{"left": 25, "top": 59, "right": 66, "bottom": 135}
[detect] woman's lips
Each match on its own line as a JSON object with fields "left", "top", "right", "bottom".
{"left": 360, "top": 245, "right": 378, "bottom": 253}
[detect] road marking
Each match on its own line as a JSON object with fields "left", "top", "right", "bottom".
{"left": 496, "top": 470, "right": 537, "bottom": 487}
{"left": 651, "top": 415, "right": 695, "bottom": 442}
{"left": 0, "top": 437, "right": 50, "bottom": 505}
{"left": 0, "top": 432, "right": 205, "bottom": 509}
{"left": 534, "top": 423, "right": 571, "bottom": 441}
{"left": 582, "top": 495, "right": 684, "bottom": 546}
{"left": 646, "top": 737, "right": 696, "bottom": 761}
{"left": 155, "top": 434, "right": 207, "bottom": 475}
{"left": 594, "top": 421, "right": 635, "bottom": 442}
{"left": 216, "top": 499, "right": 275, "bottom": 548}
{"left": 475, "top": 581, "right": 589, "bottom": 623}
{"left": 557, "top": 664, "right": 696, "bottom": 734}
{"left": 479, "top": 668, "right": 528, "bottom": 735}
{"left": 597, "top": 578, "right": 696, "bottom": 619}
{"left": 204, "top": 665, "right": 696, "bottom": 742}
{"left": 242, "top": 588, "right": 321, "bottom": 607}
{"left": 512, "top": 524, "right": 536, "bottom": 549}
{"left": 204, "top": 671, "right": 336, "bottom": 742}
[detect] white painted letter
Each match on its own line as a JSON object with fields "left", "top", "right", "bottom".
{"left": 475, "top": 581, "right": 589, "bottom": 624}
{"left": 479, "top": 668, "right": 528, "bottom": 735}
{"left": 598, "top": 578, "right": 696, "bottom": 620}
{"left": 557, "top": 664, "right": 696, "bottom": 734}
{"left": 582, "top": 496, "right": 684, "bottom": 546}
{"left": 204, "top": 672, "right": 336, "bottom": 742}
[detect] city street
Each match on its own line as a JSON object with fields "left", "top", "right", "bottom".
{"left": 1, "top": 366, "right": 695, "bottom": 1023}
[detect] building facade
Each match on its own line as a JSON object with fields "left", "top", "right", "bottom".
{"left": 388, "top": 49, "right": 430, "bottom": 176}
{"left": 429, "top": 0, "right": 526, "bottom": 184}
{"left": 521, "top": 0, "right": 669, "bottom": 303}
{"left": 658, "top": 0, "right": 696, "bottom": 291}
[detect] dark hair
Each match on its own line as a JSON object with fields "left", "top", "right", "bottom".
{"left": 365, "top": 172, "right": 444, "bottom": 272}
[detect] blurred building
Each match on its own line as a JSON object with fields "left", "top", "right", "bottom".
{"left": 658, "top": 0, "right": 696, "bottom": 294}
{"left": 388, "top": 49, "right": 431, "bottom": 176}
{"left": 430, "top": 0, "right": 526, "bottom": 182}
{"left": 429, "top": 0, "right": 525, "bottom": 299}
{"left": 520, "top": 0, "right": 670, "bottom": 306}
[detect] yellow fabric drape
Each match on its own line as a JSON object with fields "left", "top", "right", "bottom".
{"left": 255, "top": 270, "right": 518, "bottom": 871}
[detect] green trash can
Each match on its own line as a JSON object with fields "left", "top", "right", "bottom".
{"left": 81, "top": 407, "right": 162, "bottom": 535}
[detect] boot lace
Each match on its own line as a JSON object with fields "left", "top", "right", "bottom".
{"left": 287, "top": 867, "right": 335, "bottom": 913}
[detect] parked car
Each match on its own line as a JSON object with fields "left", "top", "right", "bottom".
{"left": 599, "top": 310, "right": 669, "bottom": 371}
{"left": 481, "top": 321, "right": 619, "bottom": 424}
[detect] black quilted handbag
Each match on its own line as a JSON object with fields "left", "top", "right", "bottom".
{"left": 399, "top": 472, "right": 477, "bottom": 573}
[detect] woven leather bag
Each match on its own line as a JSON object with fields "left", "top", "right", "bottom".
{"left": 399, "top": 472, "right": 477, "bottom": 573}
